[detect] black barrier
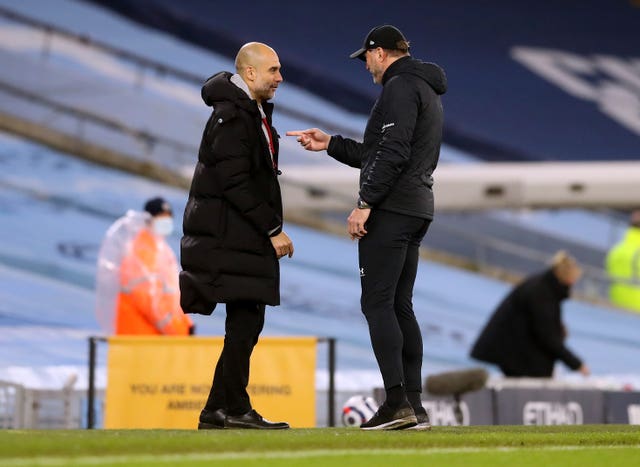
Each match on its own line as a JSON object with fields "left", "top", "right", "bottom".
{"left": 422, "top": 388, "right": 494, "bottom": 426}
{"left": 604, "top": 391, "right": 640, "bottom": 424}
{"left": 374, "top": 386, "right": 494, "bottom": 426}
{"left": 375, "top": 378, "right": 640, "bottom": 426}
{"left": 493, "top": 387, "right": 605, "bottom": 425}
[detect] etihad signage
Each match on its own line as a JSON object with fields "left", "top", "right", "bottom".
{"left": 627, "top": 404, "right": 640, "bottom": 425}
{"left": 523, "top": 401, "right": 584, "bottom": 425}
{"left": 422, "top": 400, "right": 471, "bottom": 426}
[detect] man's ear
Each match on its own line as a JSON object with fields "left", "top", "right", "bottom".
{"left": 245, "top": 65, "right": 256, "bottom": 81}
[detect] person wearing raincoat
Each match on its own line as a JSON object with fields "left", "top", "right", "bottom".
{"left": 96, "top": 197, "right": 193, "bottom": 335}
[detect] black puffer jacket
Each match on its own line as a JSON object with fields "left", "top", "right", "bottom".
{"left": 179, "top": 72, "right": 283, "bottom": 314}
{"left": 470, "top": 269, "right": 583, "bottom": 377}
{"left": 328, "top": 56, "right": 447, "bottom": 219}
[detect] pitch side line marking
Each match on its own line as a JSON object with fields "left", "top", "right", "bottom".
{"left": 3, "top": 445, "right": 640, "bottom": 466}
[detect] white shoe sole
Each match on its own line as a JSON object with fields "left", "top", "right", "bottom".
{"left": 360, "top": 415, "right": 417, "bottom": 431}
{"left": 403, "top": 422, "right": 432, "bottom": 431}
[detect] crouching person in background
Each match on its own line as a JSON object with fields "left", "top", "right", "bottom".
{"left": 470, "top": 251, "right": 590, "bottom": 378}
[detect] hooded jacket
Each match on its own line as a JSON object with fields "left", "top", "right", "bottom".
{"left": 179, "top": 72, "right": 283, "bottom": 314}
{"left": 470, "top": 269, "right": 583, "bottom": 377}
{"left": 327, "top": 56, "right": 447, "bottom": 219}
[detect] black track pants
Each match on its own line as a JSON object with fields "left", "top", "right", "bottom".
{"left": 358, "top": 209, "right": 431, "bottom": 391}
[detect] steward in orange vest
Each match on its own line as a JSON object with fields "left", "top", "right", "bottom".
{"left": 115, "top": 197, "right": 193, "bottom": 335}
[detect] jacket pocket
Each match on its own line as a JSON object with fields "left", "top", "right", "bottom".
{"left": 184, "top": 197, "right": 225, "bottom": 238}
{"left": 223, "top": 206, "right": 269, "bottom": 254}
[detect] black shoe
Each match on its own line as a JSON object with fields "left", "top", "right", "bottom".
{"left": 224, "top": 409, "right": 290, "bottom": 430}
{"left": 360, "top": 402, "right": 417, "bottom": 431}
{"left": 403, "top": 410, "right": 432, "bottom": 431}
{"left": 198, "top": 408, "right": 226, "bottom": 430}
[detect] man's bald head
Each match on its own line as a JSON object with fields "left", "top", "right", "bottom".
{"left": 235, "top": 42, "right": 277, "bottom": 75}
{"left": 234, "top": 42, "right": 282, "bottom": 104}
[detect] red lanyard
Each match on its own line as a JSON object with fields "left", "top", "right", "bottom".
{"left": 261, "top": 117, "right": 276, "bottom": 168}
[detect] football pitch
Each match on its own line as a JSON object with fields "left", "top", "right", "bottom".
{"left": 1, "top": 425, "right": 639, "bottom": 466}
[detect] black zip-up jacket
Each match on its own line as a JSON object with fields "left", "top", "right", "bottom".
{"left": 327, "top": 56, "right": 447, "bottom": 219}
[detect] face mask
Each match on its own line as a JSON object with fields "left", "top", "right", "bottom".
{"left": 152, "top": 217, "right": 174, "bottom": 237}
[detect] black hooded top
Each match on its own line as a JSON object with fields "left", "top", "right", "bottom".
{"left": 327, "top": 56, "right": 447, "bottom": 219}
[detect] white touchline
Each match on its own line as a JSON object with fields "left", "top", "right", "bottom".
{"left": 3, "top": 445, "right": 639, "bottom": 466}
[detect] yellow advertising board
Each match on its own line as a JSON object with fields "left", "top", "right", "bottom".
{"left": 104, "top": 336, "right": 317, "bottom": 428}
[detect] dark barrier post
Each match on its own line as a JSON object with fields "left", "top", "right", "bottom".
{"left": 328, "top": 338, "right": 336, "bottom": 427}
{"left": 87, "top": 336, "right": 107, "bottom": 429}
{"left": 87, "top": 336, "right": 97, "bottom": 429}
{"left": 318, "top": 337, "right": 337, "bottom": 427}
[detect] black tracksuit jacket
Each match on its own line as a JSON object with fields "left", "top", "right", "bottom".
{"left": 327, "top": 56, "right": 447, "bottom": 219}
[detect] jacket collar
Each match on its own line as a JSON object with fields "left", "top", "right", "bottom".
{"left": 201, "top": 71, "right": 274, "bottom": 118}
{"left": 381, "top": 55, "right": 412, "bottom": 85}
{"left": 543, "top": 268, "right": 570, "bottom": 301}
{"left": 230, "top": 74, "right": 267, "bottom": 119}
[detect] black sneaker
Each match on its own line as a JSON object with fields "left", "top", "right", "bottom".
{"left": 403, "top": 411, "right": 432, "bottom": 431}
{"left": 360, "top": 402, "right": 417, "bottom": 431}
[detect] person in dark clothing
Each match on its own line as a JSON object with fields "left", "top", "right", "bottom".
{"left": 471, "top": 251, "right": 590, "bottom": 378}
{"left": 287, "top": 25, "right": 447, "bottom": 430}
{"left": 180, "top": 42, "right": 294, "bottom": 430}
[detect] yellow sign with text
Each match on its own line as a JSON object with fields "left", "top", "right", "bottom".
{"left": 104, "top": 336, "right": 316, "bottom": 428}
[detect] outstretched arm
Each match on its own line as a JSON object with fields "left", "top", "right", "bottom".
{"left": 286, "top": 128, "right": 331, "bottom": 151}
{"left": 287, "top": 128, "right": 363, "bottom": 168}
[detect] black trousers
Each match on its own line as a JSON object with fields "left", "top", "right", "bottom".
{"left": 203, "top": 301, "right": 265, "bottom": 415}
{"left": 358, "top": 209, "right": 431, "bottom": 392}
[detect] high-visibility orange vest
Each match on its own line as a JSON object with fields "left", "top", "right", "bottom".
{"left": 115, "top": 228, "right": 193, "bottom": 335}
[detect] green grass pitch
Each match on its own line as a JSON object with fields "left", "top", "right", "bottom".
{"left": 1, "top": 425, "right": 639, "bottom": 466}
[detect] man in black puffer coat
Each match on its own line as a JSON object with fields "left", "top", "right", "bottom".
{"left": 288, "top": 25, "right": 446, "bottom": 431}
{"left": 471, "top": 251, "right": 590, "bottom": 378}
{"left": 180, "top": 42, "right": 293, "bottom": 430}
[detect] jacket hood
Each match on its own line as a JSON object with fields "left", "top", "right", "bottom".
{"left": 383, "top": 56, "right": 447, "bottom": 95}
{"left": 201, "top": 71, "right": 251, "bottom": 107}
